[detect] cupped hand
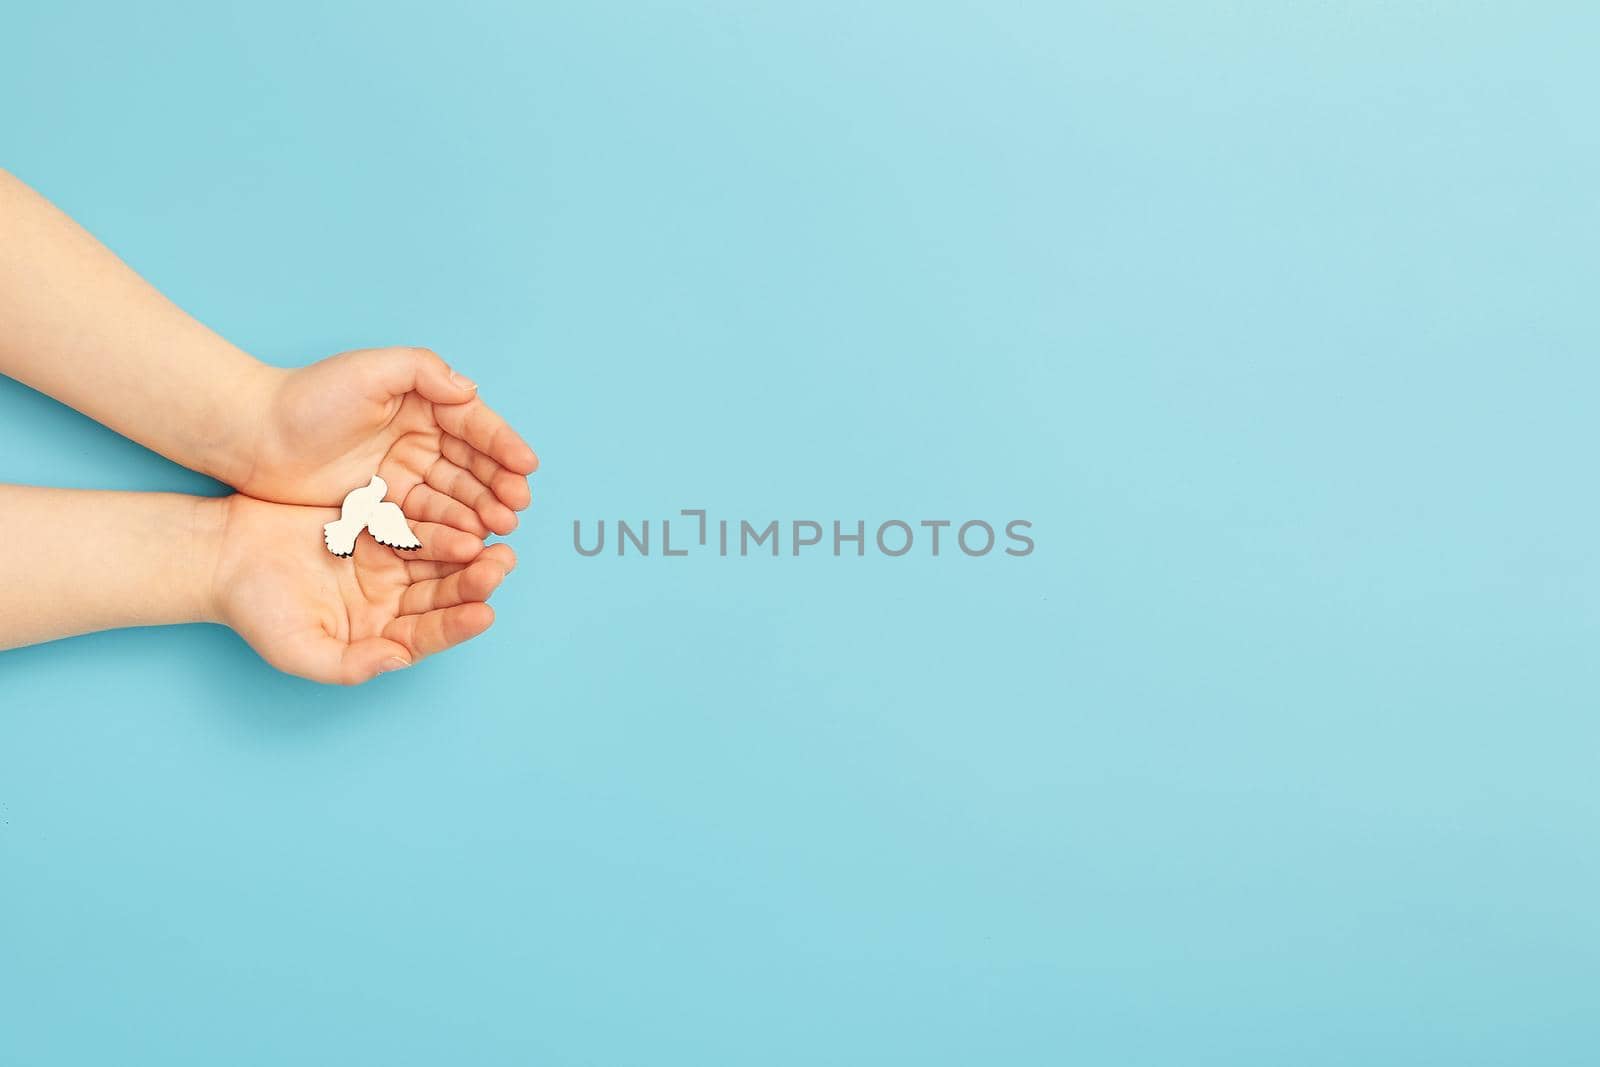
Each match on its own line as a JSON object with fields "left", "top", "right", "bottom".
{"left": 211, "top": 494, "right": 517, "bottom": 685}
{"left": 238, "top": 347, "right": 539, "bottom": 536}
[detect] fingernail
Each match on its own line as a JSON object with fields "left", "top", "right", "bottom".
{"left": 379, "top": 657, "right": 411, "bottom": 673}
{"left": 449, "top": 370, "right": 478, "bottom": 391}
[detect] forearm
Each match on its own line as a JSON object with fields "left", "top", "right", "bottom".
{"left": 0, "top": 169, "right": 279, "bottom": 484}
{"left": 0, "top": 485, "right": 223, "bottom": 650}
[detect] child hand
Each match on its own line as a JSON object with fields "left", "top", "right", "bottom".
{"left": 238, "top": 347, "right": 539, "bottom": 536}
{"left": 211, "top": 494, "right": 517, "bottom": 685}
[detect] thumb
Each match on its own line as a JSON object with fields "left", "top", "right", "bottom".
{"left": 280, "top": 631, "right": 414, "bottom": 686}
{"left": 363, "top": 347, "right": 478, "bottom": 405}
{"left": 337, "top": 636, "right": 416, "bottom": 685}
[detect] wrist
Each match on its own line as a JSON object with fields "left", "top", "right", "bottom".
{"left": 187, "top": 494, "right": 233, "bottom": 626}
{"left": 205, "top": 357, "right": 289, "bottom": 491}
{"left": 0, "top": 488, "right": 234, "bottom": 650}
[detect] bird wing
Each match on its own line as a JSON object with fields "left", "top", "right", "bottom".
{"left": 365, "top": 501, "right": 421, "bottom": 550}
{"left": 323, "top": 519, "right": 361, "bottom": 557}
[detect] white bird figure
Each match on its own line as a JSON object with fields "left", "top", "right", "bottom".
{"left": 323, "top": 475, "right": 421, "bottom": 557}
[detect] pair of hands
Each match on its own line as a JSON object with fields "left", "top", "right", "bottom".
{"left": 0, "top": 169, "right": 536, "bottom": 682}
{"left": 215, "top": 346, "right": 537, "bottom": 684}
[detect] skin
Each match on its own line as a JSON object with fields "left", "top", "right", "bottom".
{"left": 215, "top": 495, "right": 517, "bottom": 684}
{"left": 241, "top": 347, "right": 539, "bottom": 537}
{"left": 0, "top": 486, "right": 515, "bottom": 685}
{"left": 0, "top": 168, "right": 539, "bottom": 534}
{"left": 0, "top": 168, "right": 538, "bottom": 682}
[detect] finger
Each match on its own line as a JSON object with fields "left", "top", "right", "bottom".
{"left": 383, "top": 602, "right": 495, "bottom": 662}
{"left": 402, "top": 545, "right": 513, "bottom": 583}
{"left": 405, "top": 560, "right": 466, "bottom": 582}
{"left": 403, "top": 482, "right": 489, "bottom": 536}
{"left": 350, "top": 346, "right": 478, "bottom": 405}
{"left": 433, "top": 397, "right": 539, "bottom": 475}
{"left": 275, "top": 631, "right": 413, "bottom": 686}
{"left": 441, "top": 434, "right": 533, "bottom": 511}
{"left": 403, "top": 547, "right": 515, "bottom": 598}
{"left": 479, "top": 542, "right": 517, "bottom": 572}
{"left": 425, "top": 456, "right": 518, "bottom": 535}
{"left": 399, "top": 557, "right": 508, "bottom": 616}
{"left": 407, "top": 521, "right": 487, "bottom": 563}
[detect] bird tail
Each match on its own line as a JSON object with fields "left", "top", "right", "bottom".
{"left": 323, "top": 517, "right": 363, "bottom": 558}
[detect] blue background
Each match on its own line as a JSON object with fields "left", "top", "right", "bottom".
{"left": 2, "top": 2, "right": 1597, "bottom": 1062}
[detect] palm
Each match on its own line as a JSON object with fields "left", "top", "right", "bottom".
{"left": 243, "top": 348, "right": 538, "bottom": 537}
{"left": 215, "top": 495, "right": 515, "bottom": 684}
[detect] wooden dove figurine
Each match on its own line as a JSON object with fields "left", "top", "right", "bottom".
{"left": 323, "top": 475, "right": 421, "bottom": 557}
